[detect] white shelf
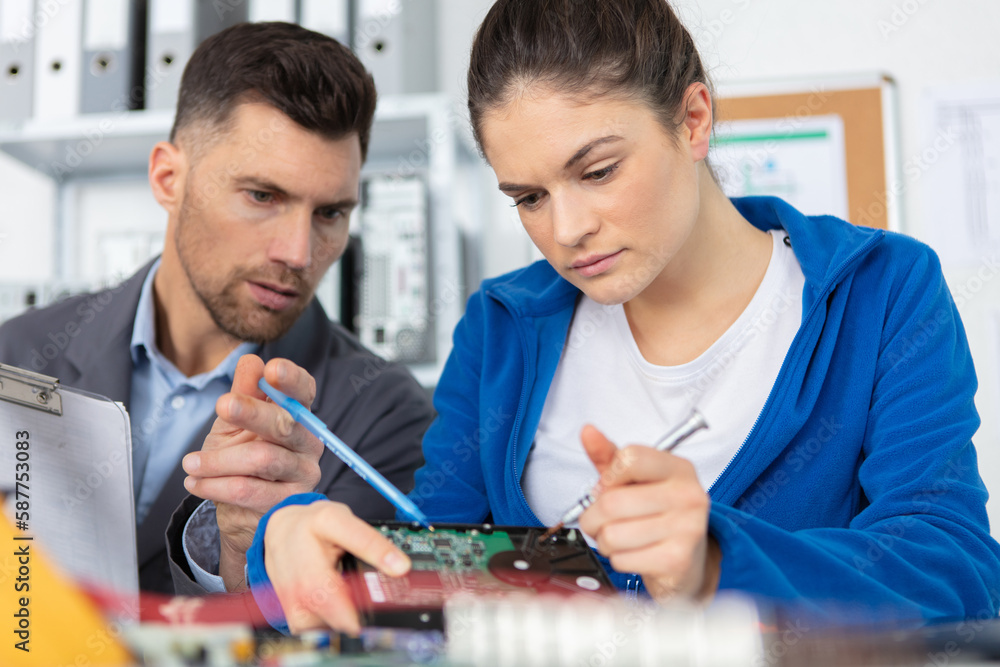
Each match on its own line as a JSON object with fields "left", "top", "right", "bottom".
{"left": 0, "top": 110, "right": 175, "bottom": 179}
{"left": 0, "top": 94, "right": 476, "bottom": 180}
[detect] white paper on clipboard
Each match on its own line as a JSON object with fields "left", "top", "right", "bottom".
{"left": 0, "top": 364, "right": 137, "bottom": 597}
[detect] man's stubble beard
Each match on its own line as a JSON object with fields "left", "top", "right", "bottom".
{"left": 173, "top": 195, "right": 314, "bottom": 345}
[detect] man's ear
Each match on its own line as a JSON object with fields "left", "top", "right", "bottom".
{"left": 681, "top": 82, "right": 713, "bottom": 162}
{"left": 148, "top": 141, "right": 187, "bottom": 214}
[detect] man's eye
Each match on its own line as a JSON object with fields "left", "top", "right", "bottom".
{"left": 249, "top": 190, "right": 273, "bottom": 203}
{"left": 317, "top": 207, "right": 345, "bottom": 221}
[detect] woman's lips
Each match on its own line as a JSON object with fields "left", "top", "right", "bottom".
{"left": 571, "top": 250, "right": 623, "bottom": 278}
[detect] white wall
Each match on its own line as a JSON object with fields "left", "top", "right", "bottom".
{"left": 437, "top": 0, "right": 538, "bottom": 279}
{"left": 0, "top": 151, "right": 54, "bottom": 282}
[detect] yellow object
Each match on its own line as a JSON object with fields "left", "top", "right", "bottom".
{"left": 0, "top": 511, "right": 133, "bottom": 666}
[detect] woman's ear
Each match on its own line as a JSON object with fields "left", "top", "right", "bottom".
{"left": 681, "top": 82, "right": 713, "bottom": 162}
{"left": 148, "top": 141, "right": 187, "bottom": 214}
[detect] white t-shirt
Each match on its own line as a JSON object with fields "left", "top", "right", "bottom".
{"left": 522, "top": 230, "right": 805, "bottom": 528}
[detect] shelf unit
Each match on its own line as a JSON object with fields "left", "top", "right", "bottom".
{"left": 0, "top": 94, "right": 483, "bottom": 388}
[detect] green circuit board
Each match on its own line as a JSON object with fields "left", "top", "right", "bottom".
{"left": 344, "top": 521, "right": 617, "bottom": 630}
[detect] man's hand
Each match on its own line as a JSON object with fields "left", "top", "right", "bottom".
{"left": 576, "top": 425, "right": 721, "bottom": 603}
{"left": 182, "top": 355, "right": 325, "bottom": 591}
{"left": 263, "top": 500, "right": 410, "bottom": 635}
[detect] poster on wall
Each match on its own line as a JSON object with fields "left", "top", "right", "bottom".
{"left": 922, "top": 80, "right": 1000, "bottom": 268}
{"left": 710, "top": 114, "right": 850, "bottom": 221}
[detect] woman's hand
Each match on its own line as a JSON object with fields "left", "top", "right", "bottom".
{"left": 576, "top": 425, "right": 721, "bottom": 602}
{"left": 263, "top": 500, "right": 411, "bottom": 634}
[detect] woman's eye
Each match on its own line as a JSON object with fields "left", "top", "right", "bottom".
{"left": 513, "top": 193, "right": 542, "bottom": 209}
{"left": 584, "top": 163, "right": 619, "bottom": 182}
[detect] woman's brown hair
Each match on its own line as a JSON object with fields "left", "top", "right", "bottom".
{"left": 467, "top": 0, "right": 714, "bottom": 155}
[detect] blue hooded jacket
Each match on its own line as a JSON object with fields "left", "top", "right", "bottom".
{"left": 250, "top": 197, "right": 1000, "bottom": 625}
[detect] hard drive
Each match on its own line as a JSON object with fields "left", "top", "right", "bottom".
{"left": 342, "top": 521, "right": 617, "bottom": 630}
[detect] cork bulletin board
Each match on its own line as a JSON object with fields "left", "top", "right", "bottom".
{"left": 715, "top": 75, "right": 898, "bottom": 230}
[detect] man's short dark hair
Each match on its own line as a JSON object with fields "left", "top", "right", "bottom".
{"left": 169, "top": 22, "right": 377, "bottom": 160}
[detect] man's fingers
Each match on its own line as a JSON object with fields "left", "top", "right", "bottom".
{"left": 230, "top": 354, "right": 268, "bottom": 400}
{"left": 210, "top": 355, "right": 319, "bottom": 448}
{"left": 184, "top": 442, "right": 316, "bottom": 484}
{"left": 215, "top": 392, "right": 323, "bottom": 456}
{"left": 264, "top": 358, "right": 317, "bottom": 408}
{"left": 184, "top": 474, "right": 303, "bottom": 512}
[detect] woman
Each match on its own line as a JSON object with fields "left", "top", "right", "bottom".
{"left": 231, "top": 0, "right": 998, "bottom": 634}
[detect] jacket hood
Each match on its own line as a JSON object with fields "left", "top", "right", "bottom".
{"left": 734, "top": 196, "right": 884, "bottom": 293}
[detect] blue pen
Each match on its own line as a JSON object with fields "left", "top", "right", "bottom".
{"left": 258, "top": 378, "right": 434, "bottom": 530}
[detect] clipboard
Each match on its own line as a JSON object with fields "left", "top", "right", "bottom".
{"left": 0, "top": 363, "right": 138, "bottom": 597}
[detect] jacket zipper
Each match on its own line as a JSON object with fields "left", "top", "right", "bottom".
{"left": 709, "top": 231, "right": 885, "bottom": 496}
{"left": 508, "top": 307, "right": 541, "bottom": 526}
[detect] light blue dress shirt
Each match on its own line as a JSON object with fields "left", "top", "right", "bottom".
{"left": 128, "top": 259, "right": 259, "bottom": 525}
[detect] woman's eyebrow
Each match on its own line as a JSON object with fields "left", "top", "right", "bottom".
{"left": 563, "top": 135, "right": 624, "bottom": 169}
{"left": 498, "top": 135, "right": 625, "bottom": 193}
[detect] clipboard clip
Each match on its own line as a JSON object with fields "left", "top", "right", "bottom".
{"left": 0, "top": 363, "right": 63, "bottom": 416}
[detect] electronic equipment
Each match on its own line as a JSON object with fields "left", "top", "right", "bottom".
{"left": 445, "top": 593, "right": 765, "bottom": 667}
{"left": 355, "top": 175, "right": 434, "bottom": 364}
{"left": 342, "top": 522, "right": 618, "bottom": 631}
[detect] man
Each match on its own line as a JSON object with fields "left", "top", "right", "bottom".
{"left": 0, "top": 22, "right": 434, "bottom": 594}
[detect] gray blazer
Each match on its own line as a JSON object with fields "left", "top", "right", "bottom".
{"left": 0, "top": 260, "right": 434, "bottom": 594}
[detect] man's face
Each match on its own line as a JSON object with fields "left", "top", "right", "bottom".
{"left": 173, "top": 103, "right": 362, "bottom": 343}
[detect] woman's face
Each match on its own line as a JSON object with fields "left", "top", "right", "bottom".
{"left": 480, "top": 86, "right": 710, "bottom": 305}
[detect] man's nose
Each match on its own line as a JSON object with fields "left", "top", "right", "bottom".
{"left": 268, "top": 208, "right": 313, "bottom": 270}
